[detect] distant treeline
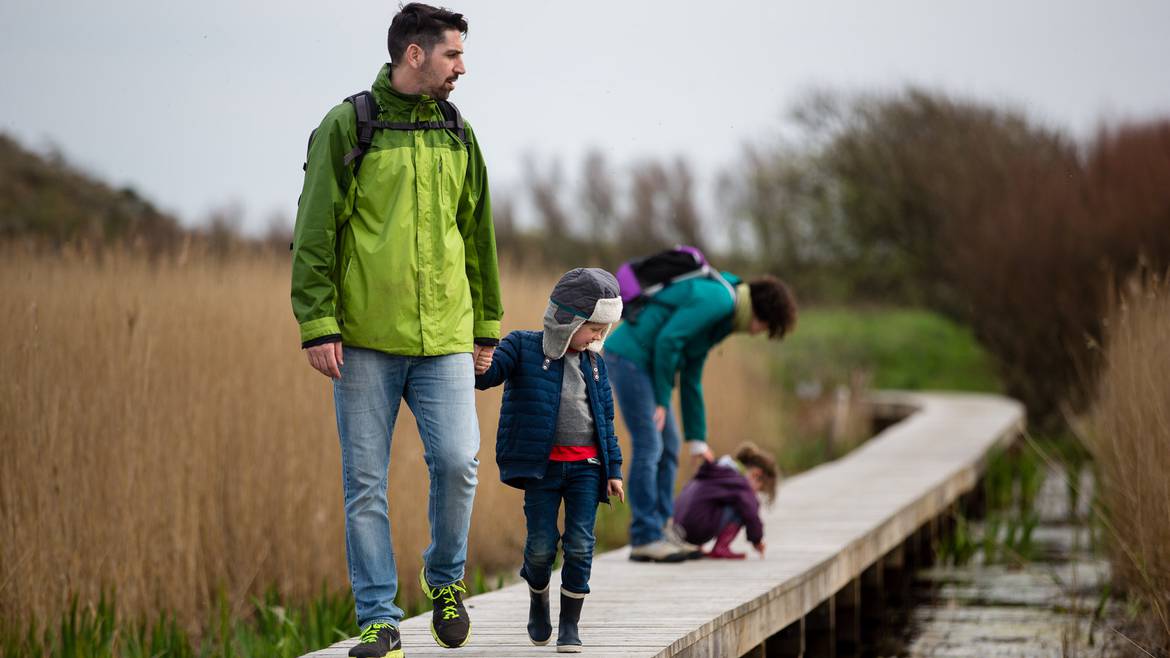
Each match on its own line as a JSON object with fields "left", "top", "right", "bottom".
{"left": 4, "top": 87, "right": 1170, "bottom": 428}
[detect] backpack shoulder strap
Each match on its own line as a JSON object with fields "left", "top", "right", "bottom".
{"left": 436, "top": 99, "right": 468, "bottom": 147}
{"left": 342, "top": 91, "right": 379, "bottom": 171}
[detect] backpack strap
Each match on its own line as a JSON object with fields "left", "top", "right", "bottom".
{"left": 366, "top": 100, "right": 468, "bottom": 147}
{"left": 436, "top": 99, "right": 468, "bottom": 146}
{"left": 324, "top": 92, "right": 468, "bottom": 176}
{"left": 342, "top": 91, "right": 379, "bottom": 172}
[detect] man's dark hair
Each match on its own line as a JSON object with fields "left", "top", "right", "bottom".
{"left": 748, "top": 275, "right": 797, "bottom": 340}
{"left": 387, "top": 3, "right": 468, "bottom": 64}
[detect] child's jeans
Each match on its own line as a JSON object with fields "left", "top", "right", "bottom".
{"left": 519, "top": 460, "right": 601, "bottom": 595}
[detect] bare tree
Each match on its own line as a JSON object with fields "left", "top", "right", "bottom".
{"left": 580, "top": 150, "right": 617, "bottom": 260}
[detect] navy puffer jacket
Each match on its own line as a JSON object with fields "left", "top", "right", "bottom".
{"left": 475, "top": 330, "right": 622, "bottom": 503}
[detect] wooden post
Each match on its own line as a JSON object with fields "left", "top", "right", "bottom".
{"left": 860, "top": 561, "right": 885, "bottom": 648}
{"left": 884, "top": 544, "right": 910, "bottom": 608}
{"left": 805, "top": 597, "right": 836, "bottom": 658}
{"left": 833, "top": 579, "right": 862, "bottom": 658}
{"left": 766, "top": 617, "right": 804, "bottom": 658}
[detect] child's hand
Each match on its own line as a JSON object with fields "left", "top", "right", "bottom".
{"left": 473, "top": 345, "right": 494, "bottom": 374}
{"left": 607, "top": 479, "right": 625, "bottom": 503}
{"left": 753, "top": 540, "right": 766, "bottom": 557}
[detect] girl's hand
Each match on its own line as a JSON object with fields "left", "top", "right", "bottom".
{"left": 753, "top": 540, "right": 766, "bottom": 557}
{"left": 607, "top": 479, "right": 625, "bottom": 503}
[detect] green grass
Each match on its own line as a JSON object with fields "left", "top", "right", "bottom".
{"left": 0, "top": 570, "right": 517, "bottom": 658}
{"left": 0, "top": 586, "right": 355, "bottom": 658}
{"left": 766, "top": 306, "right": 1000, "bottom": 475}
{"left": 770, "top": 306, "right": 1001, "bottom": 393}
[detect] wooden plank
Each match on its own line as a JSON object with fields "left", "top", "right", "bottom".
{"left": 302, "top": 392, "right": 1024, "bottom": 658}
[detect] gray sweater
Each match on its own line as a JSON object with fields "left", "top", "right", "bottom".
{"left": 554, "top": 353, "right": 596, "bottom": 447}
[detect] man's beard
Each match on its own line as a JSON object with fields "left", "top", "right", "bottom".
{"left": 422, "top": 65, "right": 455, "bottom": 99}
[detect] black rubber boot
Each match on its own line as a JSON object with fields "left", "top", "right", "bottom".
{"left": 556, "top": 589, "right": 585, "bottom": 653}
{"left": 527, "top": 584, "right": 552, "bottom": 645}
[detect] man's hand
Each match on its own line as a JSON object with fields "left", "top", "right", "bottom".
{"left": 653, "top": 405, "right": 667, "bottom": 431}
{"left": 607, "top": 478, "right": 625, "bottom": 503}
{"left": 753, "top": 540, "right": 766, "bottom": 557}
{"left": 473, "top": 345, "right": 495, "bottom": 375}
{"left": 306, "top": 341, "right": 344, "bottom": 380}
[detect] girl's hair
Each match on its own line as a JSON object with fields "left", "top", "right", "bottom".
{"left": 735, "top": 441, "right": 780, "bottom": 503}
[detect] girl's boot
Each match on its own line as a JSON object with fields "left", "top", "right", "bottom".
{"left": 705, "top": 522, "right": 746, "bottom": 559}
{"left": 527, "top": 584, "right": 552, "bottom": 645}
{"left": 556, "top": 588, "right": 585, "bottom": 653}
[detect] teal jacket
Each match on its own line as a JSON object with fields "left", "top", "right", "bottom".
{"left": 603, "top": 273, "right": 741, "bottom": 442}
{"left": 291, "top": 64, "right": 502, "bottom": 355}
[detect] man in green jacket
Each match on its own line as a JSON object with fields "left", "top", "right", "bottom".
{"left": 604, "top": 273, "right": 796, "bottom": 563}
{"left": 290, "top": 5, "right": 501, "bottom": 657}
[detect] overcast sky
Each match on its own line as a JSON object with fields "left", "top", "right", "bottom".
{"left": 2, "top": 1, "right": 1168, "bottom": 234}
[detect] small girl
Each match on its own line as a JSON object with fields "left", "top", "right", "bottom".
{"left": 669, "top": 442, "right": 779, "bottom": 559}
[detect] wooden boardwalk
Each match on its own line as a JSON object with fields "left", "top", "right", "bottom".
{"left": 305, "top": 391, "right": 1023, "bottom": 658}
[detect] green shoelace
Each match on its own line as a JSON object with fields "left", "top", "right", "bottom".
{"left": 359, "top": 622, "right": 393, "bottom": 643}
{"left": 428, "top": 581, "right": 467, "bottom": 620}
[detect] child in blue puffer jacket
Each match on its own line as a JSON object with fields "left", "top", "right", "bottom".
{"left": 474, "top": 267, "right": 625, "bottom": 653}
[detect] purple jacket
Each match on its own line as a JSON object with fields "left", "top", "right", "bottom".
{"left": 673, "top": 459, "right": 764, "bottom": 545}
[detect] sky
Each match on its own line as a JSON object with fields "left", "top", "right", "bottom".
{"left": 2, "top": 0, "right": 1169, "bottom": 234}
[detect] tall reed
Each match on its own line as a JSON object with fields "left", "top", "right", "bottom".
{"left": 1085, "top": 275, "right": 1170, "bottom": 650}
{"left": 0, "top": 246, "right": 784, "bottom": 634}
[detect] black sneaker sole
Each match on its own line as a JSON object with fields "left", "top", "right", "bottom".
{"left": 348, "top": 648, "right": 403, "bottom": 658}
{"left": 628, "top": 553, "right": 688, "bottom": 563}
{"left": 429, "top": 621, "right": 472, "bottom": 648}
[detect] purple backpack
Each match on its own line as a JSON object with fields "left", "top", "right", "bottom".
{"left": 616, "top": 246, "right": 735, "bottom": 321}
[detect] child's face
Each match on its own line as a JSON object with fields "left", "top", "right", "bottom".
{"left": 745, "top": 466, "right": 765, "bottom": 493}
{"left": 568, "top": 321, "right": 607, "bottom": 352}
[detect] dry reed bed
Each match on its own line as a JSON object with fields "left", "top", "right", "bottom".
{"left": 0, "top": 248, "right": 782, "bottom": 631}
{"left": 1086, "top": 276, "right": 1170, "bottom": 648}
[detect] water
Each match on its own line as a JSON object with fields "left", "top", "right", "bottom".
{"left": 890, "top": 466, "right": 1128, "bottom": 658}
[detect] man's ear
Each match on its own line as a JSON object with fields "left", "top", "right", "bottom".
{"left": 405, "top": 43, "right": 425, "bottom": 69}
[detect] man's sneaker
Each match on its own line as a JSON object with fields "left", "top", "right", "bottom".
{"left": 664, "top": 520, "right": 704, "bottom": 560}
{"left": 628, "top": 539, "right": 689, "bottom": 563}
{"left": 420, "top": 568, "right": 472, "bottom": 648}
{"left": 348, "top": 622, "right": 403, "bottom": 658}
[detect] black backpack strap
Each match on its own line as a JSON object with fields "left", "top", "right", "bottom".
{"left": 369, "top": 101, "right": 467, "bottom": 147}
{"left": 437, "top": 100, "right": 468, "bottom": 146}
{"left": 342, "top": 91, "right": 379, "bottom": 171}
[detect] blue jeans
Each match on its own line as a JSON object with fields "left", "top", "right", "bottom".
{"left": 604, "top": 352, "right": 681, "bottom": 547}
{"left": 519, "top": 460, "right": 601, "bottom": 595}
{"left": 333, "top": 347, "right": 480, "bottom": 628}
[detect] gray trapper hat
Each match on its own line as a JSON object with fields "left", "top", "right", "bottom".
{"left": 542, "top": 267, "right": 623, "bottom": 360}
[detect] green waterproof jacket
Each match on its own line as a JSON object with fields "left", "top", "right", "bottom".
{"left": 291, "top": 64, "right": 502, "bottom": 355}
{"left": 603, "top": 273, "right": 741, "bottom": 443}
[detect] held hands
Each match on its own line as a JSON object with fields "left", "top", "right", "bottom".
{"left": 607, "top": 478, "right": 625, "bottom": 503}
{"left": 306, "top": 341, "right": 344, "bottom": 380}
{"left": 473, "top": 345, "right": 495, "bottom": 375}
